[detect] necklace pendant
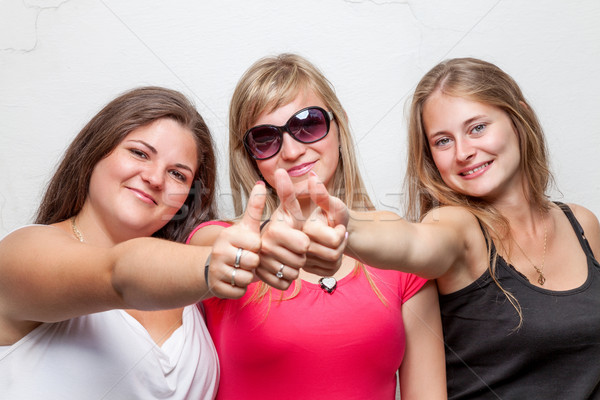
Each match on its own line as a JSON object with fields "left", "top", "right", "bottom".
{"left": 537, "top": 273, "right": 546, "bottom": 286}
{"left": 318, "top": 277, "right": 337, "bottom": 294}
{"left": 533, "top": 265, "right": 546, "bottom": 285}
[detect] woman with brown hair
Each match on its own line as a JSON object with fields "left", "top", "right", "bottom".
{"left": 337, "top": 58, "right": 600, "bottom": 398}
{"left": 188, "top": 54, "right": 446, "bottom": 399}
{"left": 0, "top": 86, "right": 265, "bottom": 399}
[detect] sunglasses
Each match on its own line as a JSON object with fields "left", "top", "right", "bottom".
{"left": 243, "top": 106, "right": 334, "bottom": 160}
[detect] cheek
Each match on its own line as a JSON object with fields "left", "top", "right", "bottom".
{"left": 430, "top": 151, "right": 449, "bottom": 174}
{"left": 162, "top": 183, "right": 192, "bottom": 210}
{"left": 88, "top": 159, "right": 116, "bottom": 194}
{"left": 255, "top": 160, "right": 277, "bottom": 184}
{"left": 316, "top": 133, "right": 339, "bottom": 162}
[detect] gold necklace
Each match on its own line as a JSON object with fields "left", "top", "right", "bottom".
{"left": 511, "top": 210, "right": 547, "bottom": 285}
{"left": 71, "top": 216, "right": 84, "bottom": 243}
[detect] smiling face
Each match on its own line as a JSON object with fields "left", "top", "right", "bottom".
{"left": 253, "top": 90, "right": 340, "bottom": 201}
{"left": 87, "top": 117, "right": 198, "bottom": 237}
{"left": 422, "top": 92, "right": 523, "bottom": 202}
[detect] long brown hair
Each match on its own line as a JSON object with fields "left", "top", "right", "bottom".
{"left": 229, "top": 53, "right": 382, "bottom": 303}
{"left": 406, "top": 57, "right": 554, "bottom": 326}
{"left": 35, "top": 86, "right": 217, "bottom": 242}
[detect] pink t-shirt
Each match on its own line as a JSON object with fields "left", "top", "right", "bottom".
{"left": 189, "top": 221, "right": 427, "bottom": 400}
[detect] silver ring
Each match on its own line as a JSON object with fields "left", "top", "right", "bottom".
{"left": 276, "top": 264, "right": 285, "bottom": 279}
{"left": 230, "top": 268, "right": 237, "bottom": 286}
{"left": 234, "top": 247, "right": 243, "bottom": 268}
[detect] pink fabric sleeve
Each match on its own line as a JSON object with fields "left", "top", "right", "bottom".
{"left": 186, "top": 220, "right": 232, "bottom": 244}
{"left": 399, "top": 273, "right": 429, "bottom": 304}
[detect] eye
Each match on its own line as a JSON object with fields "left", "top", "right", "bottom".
{"left": 434, "top": 137, "right": 452, "bottom": 147}
{"left": 129, "top": 148, "right": 149, "bottom": 159}
{"left": 169, "top": 169, "right": 187, "bottom": 182}
{"left": 471, "top": 124, "right": 486, "bottom": 135}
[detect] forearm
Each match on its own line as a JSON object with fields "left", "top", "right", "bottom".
{"left": 111, "top": 237, "right": 211, "bottom": 310}
{"left": 345, "top": 210, "right": 418, "bottom": 272}
{"left": 345, "top": 210, "right": 461, "bottom": 279}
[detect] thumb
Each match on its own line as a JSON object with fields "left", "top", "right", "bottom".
{"left": 240, "top": 181, "right": 267, "bottom": 231}
{"left": 308, "top": 172, "right": 348, "bottom": 227}
{"left": 308, "top": 172, "right": 331, "bottom": 213}
{"left": 274, "top": 168, "right": 304, "bottom": 224}
{"left": 307, "top": 204, "right": 328, "bottom": 226}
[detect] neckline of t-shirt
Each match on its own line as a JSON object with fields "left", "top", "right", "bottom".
{"left": 297, "top": 270, "right": 361, "bottom": 291}
{"left": 497, "top": 253, "right": 593, "bottom": 295}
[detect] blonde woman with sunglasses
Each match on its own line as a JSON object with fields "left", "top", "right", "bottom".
{"left": 188, "top": 54, "right": 446, "bottom": 400}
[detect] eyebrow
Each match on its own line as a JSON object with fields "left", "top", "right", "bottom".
{"left": 463, "top": 115, "right": 486, "bottom": 128}
{"left": 428, "top": 114, "right": 487, "bottom": 138}
{"left": 126, "top": 139, "right": 194, "bottom": 174}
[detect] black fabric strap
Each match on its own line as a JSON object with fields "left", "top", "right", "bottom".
{"left": 260, "top": 219, "right": 270, "bottom": 231}
{"left": 204, "top": 254, "right": 211, "bottom": 287}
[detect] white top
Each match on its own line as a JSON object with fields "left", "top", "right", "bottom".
{"left": 0, "top": 305, "right": 219, "bottom": 400}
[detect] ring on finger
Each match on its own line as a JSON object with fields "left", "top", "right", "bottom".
{"left": 231, "top": 268, "right": 237, "bottom": 286}
{"left": 276, "top": 264, "right": 285, "bottom": 279}
{"left": 234, "top": 247, "right": 243, "bottom": 269}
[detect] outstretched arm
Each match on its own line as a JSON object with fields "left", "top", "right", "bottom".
{"left": 345, "top": 207, "right": 476, "bottom": 279}
{"left": 0, "top": 183, "right": 266, "bottom": 342}
{"left": 0, "top": 227, "right": 212, "bottom": 342}
{"left": 307, "top": 173, "right": 469, "bottom": 279}
{"left": 305, "top": 173, "right": 476, "bottom": 279}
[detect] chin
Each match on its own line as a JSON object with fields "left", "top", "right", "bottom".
{"left": 123, "top": 214, "right": 172, "bottom": 235}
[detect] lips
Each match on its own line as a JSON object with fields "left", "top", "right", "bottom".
{"left": 127, "top": 187, "right": 157, "bottom": 205}
{"left": 287, "top": 161, "right": 316, "bottom": 177}
{"left": 459, "top": 161, "right": 492, "bottom": 176}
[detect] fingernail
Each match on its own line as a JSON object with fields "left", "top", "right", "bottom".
{"left": 256, "top": 180, "right": 265, "bottom": 185}
{"left": 344, "top": 231, "right": 349, "bottom": 240}
{"left": 309, "top": 171, "right": 318, "bottom": 177}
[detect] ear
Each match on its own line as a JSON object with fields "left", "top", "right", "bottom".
{"left": 519, "top": 100, "right": 530, "bottom": 111}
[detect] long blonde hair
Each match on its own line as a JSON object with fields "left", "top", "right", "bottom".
{"left": 229, "top": 53, "right": 380, "bottom": 302}
{"left": 406, "top": 57, "right": 554, "bottom": 326}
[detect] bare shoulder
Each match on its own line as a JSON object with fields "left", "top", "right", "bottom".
{"left": 0, "top": 224, "right": 78, "bottom": 282}
{"left": 421, "top": 206, "right": 485, "bottom": 252}
{"left": 566, "top": 203, "right": 600, "bottom": 255}
{"left": 423, "top": 206, "right": 489, "bottom": 293}
{"left": 188, "top": 222, "right": 231, "bottom": 246}
{"left": 422, "top": 205, "right": 482, "bottom": 234}
{"left": 0, "top": 225, "right": 72, "bottom": 259}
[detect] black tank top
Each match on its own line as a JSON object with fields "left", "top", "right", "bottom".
{"left": 440, "top": 203, "right": 600, "bottom": 399}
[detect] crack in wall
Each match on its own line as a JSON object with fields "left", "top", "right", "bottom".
{"left": 0, "top": 0, "right": 72, "bottom": 53}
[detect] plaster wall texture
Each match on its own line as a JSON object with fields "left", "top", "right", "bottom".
{"left": 1, "top": 0, "right": 599, "bottom": 237}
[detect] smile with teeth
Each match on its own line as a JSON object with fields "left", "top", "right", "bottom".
{"left": 461, "top": 162, "right": 491, "bottom": 176}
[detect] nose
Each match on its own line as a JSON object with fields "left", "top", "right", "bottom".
{"left": 455, "top": 138, "right": 475, "bottom": 162}
{"left": 279, "top": 132, "right": 306, "bottom": 161}
{"left": 141, "top": 164, "right": 165, "bottom": 189}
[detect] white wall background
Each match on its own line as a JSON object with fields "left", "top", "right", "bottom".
{"left": 1, "top": 0, "right": 599, "bottom": 238}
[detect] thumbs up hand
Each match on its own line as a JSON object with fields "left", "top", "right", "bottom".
{"left": 207, "top": 181, "right": 266, "bottom": 298}
{"left": 301, "top": 172, "right": 349, "bottom": 277}
{"left": 255, "top": 169, "right": 310, "bottom": 290}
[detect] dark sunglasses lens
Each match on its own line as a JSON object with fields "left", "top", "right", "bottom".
{"left": 288, "top": 108, "right": 329, "bottom": 143}
{"left": 246, "top": 126, "right": 281, "bottom": 159}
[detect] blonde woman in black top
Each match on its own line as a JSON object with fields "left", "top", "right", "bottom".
{"left": 315, "top": 58, "right": 600, "bottom": 398}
